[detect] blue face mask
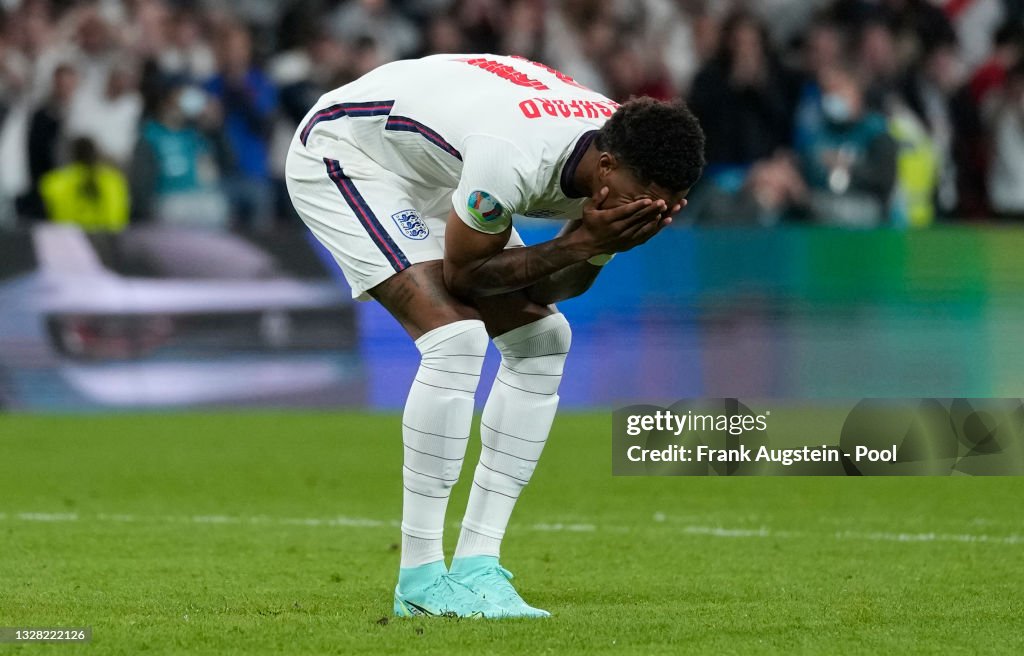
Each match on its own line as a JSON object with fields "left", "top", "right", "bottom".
{"left": 821, "top": 93, "right": 852, "bottom": 124}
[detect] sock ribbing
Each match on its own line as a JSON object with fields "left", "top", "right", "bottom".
{"left": 455, "top": 314, "right": 571, "bottom": 560}
{"left": 400, "top": 319, "right": 489, "bottom": 568}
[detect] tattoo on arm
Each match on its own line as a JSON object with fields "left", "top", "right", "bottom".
{"left": 444, "top": 212, "right": 590, "bottom": 299}
{"left": 525, "top": 260, "right": 601, "bottom": 305}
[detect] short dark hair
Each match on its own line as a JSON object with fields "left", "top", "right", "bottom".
{"left": 596, "top": 97, "right": 706, "bottom": 193}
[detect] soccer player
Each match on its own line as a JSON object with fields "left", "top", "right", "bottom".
{"left": 285, "top": 54, "right": 704, "bottom": 618}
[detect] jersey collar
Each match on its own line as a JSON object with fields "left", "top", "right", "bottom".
{"left": 559, "top": 130, "right": 598, "bottom": 199}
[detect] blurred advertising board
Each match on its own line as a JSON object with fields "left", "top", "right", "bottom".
{"left": 0, "top": 225, "right": 363, "bottom": 410}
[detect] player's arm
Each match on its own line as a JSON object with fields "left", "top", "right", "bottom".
{"left": 443, "top": 188, "right": 669, "bottom": 300}
{"left": 523, "top": 196, "right": 684, "bottom": 305}
{"left": 520, "top": 219, "right": 598, "bottom": 305}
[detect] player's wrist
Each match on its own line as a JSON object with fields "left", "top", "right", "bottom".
{"left": 560, "top": 229, "right": 604, "bottom": 261}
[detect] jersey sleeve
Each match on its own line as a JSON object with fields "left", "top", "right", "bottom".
{"left": 452, "top": 139, "right": 530, "bottom": 235}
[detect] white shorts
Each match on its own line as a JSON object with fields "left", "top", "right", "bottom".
{"left": 285, "top": 134, "right": 523, "bottom": 301}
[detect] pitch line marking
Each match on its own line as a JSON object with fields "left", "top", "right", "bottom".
{"left": 16, "top": 512, "right": 78, "bottom": 522}
{"left": 2, "top": 511, "right": 1021, "bottom": 545}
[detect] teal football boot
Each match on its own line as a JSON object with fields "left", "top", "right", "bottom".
{"left": 393, "top": 561, "right": 507, "bottom": 618}
{"left": 449, "top": 556, "right": 550, "bottom": 618}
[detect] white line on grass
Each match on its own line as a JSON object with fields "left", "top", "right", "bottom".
{"left": 835, "top": 530, "right": 1024, "bottom": 545}
{"left": 16, "top": 512, "right": 78, "bottom": 522}
{"left": 3, "top": 510, "right": 1021, "bottom": 546}
{"left": 530, "top": 523, "right": 596, "bottom": 532}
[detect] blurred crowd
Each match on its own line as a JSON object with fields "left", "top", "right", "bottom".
{"left": 2, "top": 0, "right": 1024, "bottom": 231}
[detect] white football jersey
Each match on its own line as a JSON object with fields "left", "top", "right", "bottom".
{"left": 297, "top": 54, "right": 618, "bottom": 233}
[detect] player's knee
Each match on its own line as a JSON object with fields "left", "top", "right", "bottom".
{"left": 495, "top": 313, "right": 572, "bottom": 362}
{"left": 544, "top": 313, "right": 572, "bottom": 357}
{"left": 491, "top": 314, "right": 571, "bottom": 399}
{"left": 415, "top": 319, "right": 489, "bottom": 379}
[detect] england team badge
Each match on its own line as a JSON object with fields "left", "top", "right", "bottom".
{"left": 391, "top": 209, "right": 429, "bottom": 240}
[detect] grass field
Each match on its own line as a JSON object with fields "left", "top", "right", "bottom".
{"left": 2, "top": 413, "right": 1023, "bottom": 655}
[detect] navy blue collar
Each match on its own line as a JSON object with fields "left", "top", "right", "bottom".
{"left": 559, "top": 130, "right": 598, "bottom": 199}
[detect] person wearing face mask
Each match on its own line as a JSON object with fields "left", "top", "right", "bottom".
{"left": 797, "top": 63, "right": 897, "bottom": 227}
{"left": 129, "top": 77, "right": 228, "bottom": 227}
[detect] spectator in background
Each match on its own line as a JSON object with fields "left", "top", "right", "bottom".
{"left": 0, "top": 15, "right": 26, "bottom": 125}
{"left": 13, "top": 1, "right": 65, "bottom": 105}
{"left": 901, "top": 35, "right": 987, "bottom": 216}
{"left": 0, "top": 17, "right": 25, "bottom": 227}
{"left": 987, "top": 62, "right": 1024, "bottom": 218}
{"left": 17, "top": 62, "right": 78, "bottom": 220}
{"left": 798, "top": 64, "right": 896, "bottom": 227}
{"left": 39, "top": 136, "right": 129, "bottom": 232}
{"left": 67, "top": 61, "right": 142, "bottom": 166}
{"left": 601, "top": 39, "right": 675, "bottom": 101}
{"left": 329, "top": 0, "right": 420, "bottom": 63}
{"left": 66, "top": 9, "right": 122, "bottom": 118}
{"left": 691, "top": 152, "right": 809, "bottom": 226}
{"left": 543, "top": 0, "right": 617, "bottom": 94}
{"left": 946, "top": 0, "right": 1007, "bottom": 73}
{"left": 131, "top": 78, "right": 227, "bottom": 229}
{"left": 887, "top": 100, "right": 940, "bottom": 228}
{"left": 420, "top": 12, "right": 469, "bottom": 56}
{"left": 456, "top": 0, "right": 506, "bottom": 54}
{"left": 689, "top": 1, "right": 724, "bottom": 67}
{"left": 970, "top": 19, "right": 1024, "bottom": 118}
{"left": 641, "top": 0, "right": 701, "bottom": 94}
{"left": 794, "top": 16, "right": 847, "bottom": 153}
{"left": 851, "top": 13, "right": 940, "bottom": 227}
{"left": 0, "top": 12, "right": 27, "bottom": 194}
{"left": 348, "top": 35, "right": 385, "bottom": 81}
{"left": 269, "top": 5, "right": 351, "bottom": 227}
{"left": 204, "top": 21, "right": 276, "bottom": 230}
{"left": 858, "top": 17, "right": 903, "bottom": 109}
{"left": 128, "top": 0, "right": 172, "bottom": 62}
{"left": 754, "top": 0, "right": 836, "bottom": 47}
{"left": 601, "top": 0, "right": 697, "bottom": 97}
{"left": 806, "top": 16, "right": 848, "bottom": 80}
{"left": 501, "top": 0, "right": 543, "bottom": 60}
{"left": 158, "top": 8, "right": 217, "bottom": 82}
{"left": 4, "top": 0, "right": 1024, "bottom": 230}
{"left": 881, "top": 0, "right": 957, "bottom": 56}
{"left": 269, "top": 29, "right": 348, "bottom": 126}
{"left": 689, "top": 11, "right": 796, "bottom": 179}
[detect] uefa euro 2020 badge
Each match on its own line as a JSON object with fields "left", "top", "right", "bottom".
{"left": 391, "top": 209, "right": 429, "bottom": 240}
{"left": 467, "top": 190, "right": 505, "bottom": 227}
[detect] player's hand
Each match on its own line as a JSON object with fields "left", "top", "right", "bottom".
{"left": 571, "top": 187, "right": 678, "bottom": 255}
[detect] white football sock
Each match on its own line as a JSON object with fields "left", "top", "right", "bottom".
{"left": 400, "top": 319, "right": 489, "bottom": 569}
{"left": 455, "top": 313, "right": 571, "bottom": 560}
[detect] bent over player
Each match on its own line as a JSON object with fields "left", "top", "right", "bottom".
{"left": 286, "top": 54, "right": 704, "bottom": 618}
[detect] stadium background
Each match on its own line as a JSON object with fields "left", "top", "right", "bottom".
{"left": 3, "top": 3, "right": 1024, "bottom": 653}
{"left": 3, "top": 0, "right": 1024, "bottom": 409}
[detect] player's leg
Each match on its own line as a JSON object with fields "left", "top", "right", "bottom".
{"left": 286, "top": 146, "right": 502, "bottom": 617}
{"left": 367, "top": 265, "right": 513, "bottom": 618}
{"left": 450, "top": 290, "right": 571, "bottom": 618}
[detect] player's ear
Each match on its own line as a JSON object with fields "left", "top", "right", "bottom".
{"left": 597, "top": 151, "right": 618, "bottom": 179}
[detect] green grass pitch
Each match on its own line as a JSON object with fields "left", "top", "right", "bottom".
{"left": 2, "top": 412, "right": 1023, "bottom": 655}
